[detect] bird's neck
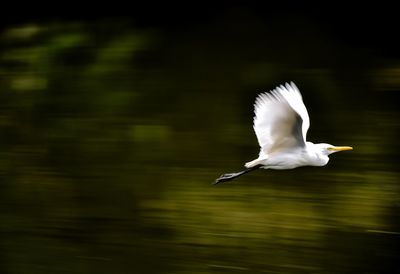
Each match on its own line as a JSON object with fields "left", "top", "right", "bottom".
{"left": 306, "top": 142, "right": 329, "bottom": 166}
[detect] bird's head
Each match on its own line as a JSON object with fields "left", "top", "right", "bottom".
{"left": 315, "top": 143, "right": 353, "bottom": 156}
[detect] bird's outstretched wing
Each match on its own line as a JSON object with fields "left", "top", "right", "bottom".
{"left": 253, "top": 82, "right": 310, "bottom": 155}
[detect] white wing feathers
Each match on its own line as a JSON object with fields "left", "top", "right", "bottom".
{"left": 253, "top": 82, "right": 310, "bottom": 155}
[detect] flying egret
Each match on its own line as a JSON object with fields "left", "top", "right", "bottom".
{"left": 215, "top": 82, "right": 353, "bottom": 184}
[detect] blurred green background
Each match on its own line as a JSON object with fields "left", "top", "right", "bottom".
{"left": 0, "top": 6, "right": 399, "bottom": 274}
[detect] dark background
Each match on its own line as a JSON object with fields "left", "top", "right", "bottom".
{"left": 0, "top": 3, "right": 399, "bottom": 274}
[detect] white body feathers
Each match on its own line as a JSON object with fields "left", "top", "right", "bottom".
{"left": 214, "top": 82, "right": 352, "bottom": 184}
{"left": 245, "top": 82, "right": 331, "bottom": 169}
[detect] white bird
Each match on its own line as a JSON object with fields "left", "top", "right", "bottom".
{"left": 215, "top": 82, "right": 353, "bottom": 184}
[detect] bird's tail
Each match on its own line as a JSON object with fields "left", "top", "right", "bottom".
{"left": 245, "top": 158, "right": 263, "bottom": 168}
{"left": 214, "top": 165, "right": 261, "bottom": 185}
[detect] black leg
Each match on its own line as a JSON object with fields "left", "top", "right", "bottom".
{"left": 214, "top": 165, "right": 261, "bottom": 185}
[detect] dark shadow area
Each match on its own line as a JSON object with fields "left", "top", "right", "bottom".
{"left": 0, "top": 5, "right": 399, "bottom": 273}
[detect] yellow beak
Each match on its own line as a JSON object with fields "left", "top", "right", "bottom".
{"left": 328, "top": 146, "right": 353, "bottom": 151}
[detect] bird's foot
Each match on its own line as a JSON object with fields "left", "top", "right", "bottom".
{"left": 214, "top": 173, "right": 236, "bottom": 185}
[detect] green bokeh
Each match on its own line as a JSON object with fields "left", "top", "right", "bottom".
{"left": 0, "top": 18, "right": 399, "bottom": 274}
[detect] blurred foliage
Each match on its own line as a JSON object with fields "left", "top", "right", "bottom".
{"left": 0, "top": 17, "right": 399, "bottom": 274}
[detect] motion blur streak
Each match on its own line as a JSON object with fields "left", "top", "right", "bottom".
{"left": 0, "top": 13, "right": 399, "bottom": 274}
